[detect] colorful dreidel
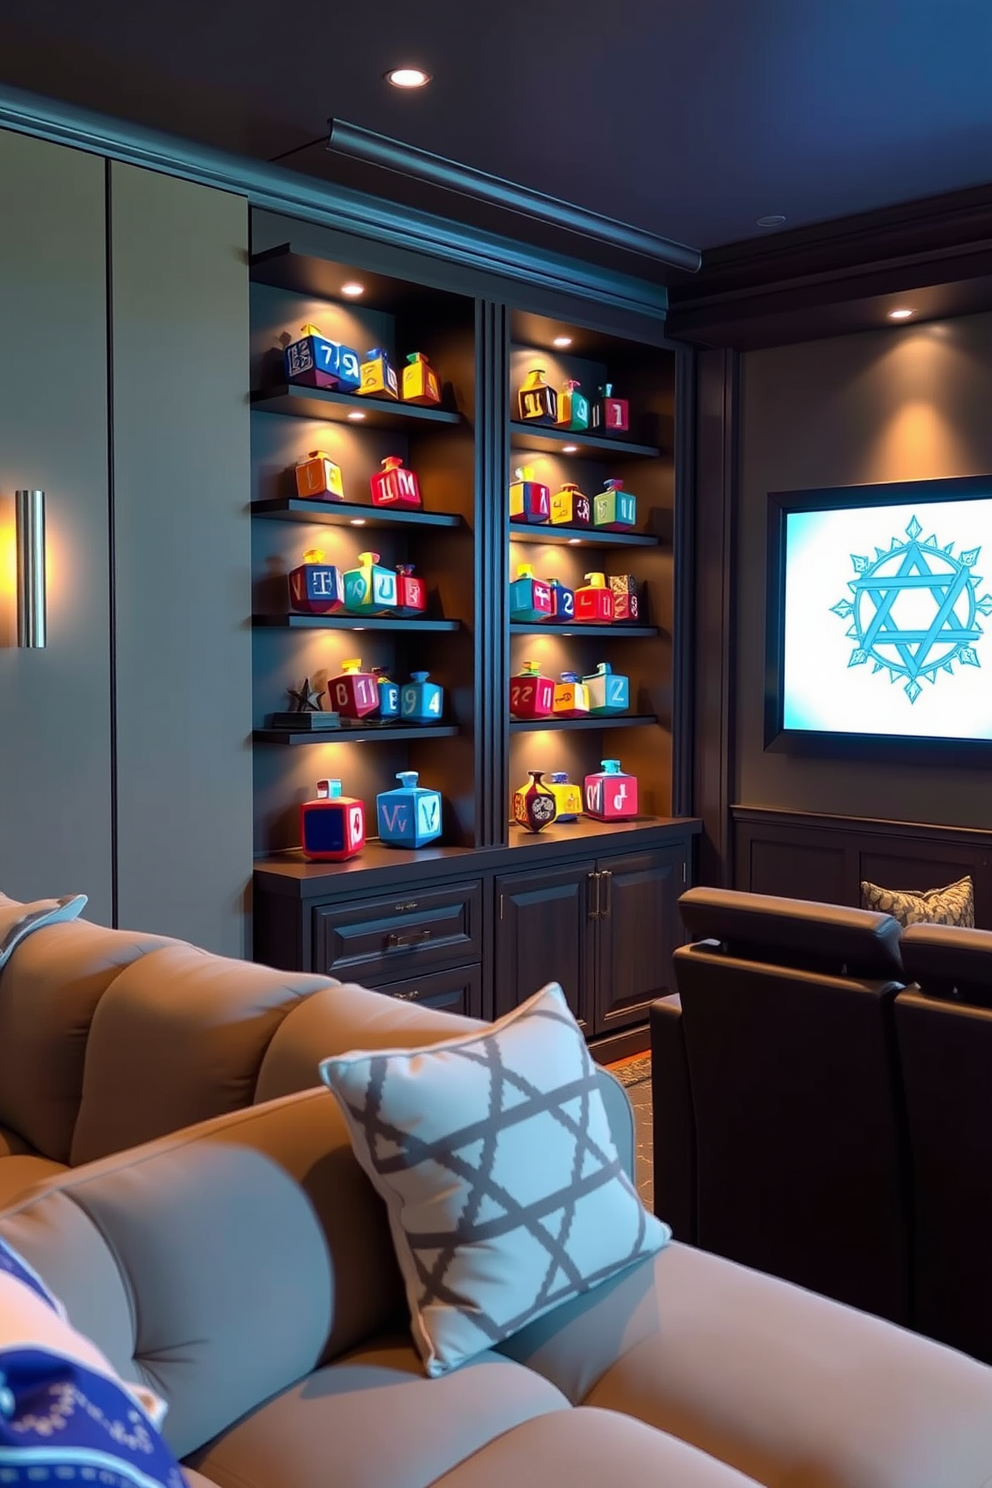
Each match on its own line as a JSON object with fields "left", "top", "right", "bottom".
{"left": 609, "top": 574, "right": 640, "bottom": 623}
{"left": 395, "top": 563, "right": 427, "bottom": 616}
{"left": 402, "top": 352, "right": 441, "bottom": 405}
{"left": 343, "top": 551, "right": 398, "bottom": 614}
{"left": 300, "top": 778, "right": 366, "bottom": 862}
{"left": 288, "top": 548, "right": 345, "bottom": 615}
{"left": 593, "top": 478, "right": 637, "bottom": 531}
{"left": 512, "top": 770, "right": 558, "bottom": 834}
{"left": 517, "top": 367, "right": 558, "bottom": 424}
{"left": 553, "top": 671, "right": 590, "bottom": 718}
{"left": 370, "top": 455, "right": 423, "bottom": 510}
{"left": 371, "top": 667, "right": 400, "bottom": 721}
{"left": 555, "top": 379, "right": 590, "bottom": 432}
{"left": 327, "top": 658, "right": 380, "bottom": 720}
{"left": 509, "top": 660, "right": 555, "bottom": 720}
{"left": 584, "top": 759, "right": 639, "bottom": 821}
{"left": 548, "top": 771, "right": 582, "bottom": 822}
{"left": 284, "top": 324, "right": 342, "bottom": 389}
{"left": 295, "top": 449, "right": 345, "bottom": 502}
{"left": 582, "top": 662, "right": 630, "bottom": 715}
{"left": 549, "top": 482, "right": 591, "bottom": 527}
{"left": 549, "top": 576, "right": 575, "bottom": 622}
{"left": 574, "top": 572, "right": 615, "bottom": 624}
{"left": 509, "top": 563, "right": 553, "bottom": 622}
{"left": 376, "top": 771, "right": 442, "bottom": 848}
{"left": 401, "top": 670, "right": 444, "bottom": 723}
{"left": 591, "top": 383, "right": 630, "bottom": 434}
{"left": 334, "top": 344, "right": 362, "bottom": 391}
{"left": 509, "top": 465, "right": 550, "bottom": 524}
{"left": 358, "top": 347, "right": 399, "bottom": 399}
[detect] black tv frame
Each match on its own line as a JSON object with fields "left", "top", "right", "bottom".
{"left": 764, "top": 472, "right": 992, "bottom": 766}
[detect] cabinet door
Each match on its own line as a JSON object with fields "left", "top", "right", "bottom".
{"left": 595, "top": 846, "right": 686, "bottom": 1036}
{"left": 371, "top": 963, "right": 483, "bottom": 1019}
{"left": 494, "top": 863, "right": 596, "bottom": 1027}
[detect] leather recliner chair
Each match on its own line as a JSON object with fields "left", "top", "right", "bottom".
{"left": 654, "top": 886, "right": 912, "bottom": 1324}
{"left": 895, "top": 923, "right": 992, "bottom": 1363}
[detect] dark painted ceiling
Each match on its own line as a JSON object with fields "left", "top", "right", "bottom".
{"left": 2, "top": 0, "right": 992, "bottom": 271}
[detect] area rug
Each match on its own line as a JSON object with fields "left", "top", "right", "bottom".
{"left": 611, "top": 1054, "right": 652, "bottom": 1088}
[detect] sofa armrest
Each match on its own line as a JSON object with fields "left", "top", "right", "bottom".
{"left": 650, "top": 994, "right": 695, "bottom": 1241}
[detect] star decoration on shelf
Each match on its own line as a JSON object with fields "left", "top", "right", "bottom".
{"left": 287, "top": 677, "right": 324, "bottom": 713}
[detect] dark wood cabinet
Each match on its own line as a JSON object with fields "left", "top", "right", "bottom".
{"left": 595, "top": 847, "right": 686, "bottom": 1034}
{"left": 370, "top": 963, "right": 483, "bottom": 1020}
{"left": 494, "top": 862, "right": 596, "bottom": 1027}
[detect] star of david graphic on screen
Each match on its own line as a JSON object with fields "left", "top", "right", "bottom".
{"left": 830, "top": 515, "right": 992, "bottom": 704}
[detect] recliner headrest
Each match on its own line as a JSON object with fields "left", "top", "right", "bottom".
{"left": 679, "top": 886, "right": 904, "bottom": 980}
{"left": 900, "top": 923, "right": 992, "bottom": 1006}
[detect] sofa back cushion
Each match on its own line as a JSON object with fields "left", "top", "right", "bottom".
{"left": 0, "top": 917, "right": 174, "bottom": 1161}
{"left": 70, "top": 943, "right": 330, "bottom": 1166}
{"left": 0, "top": 1090, "right": 403, "bottom": 1460}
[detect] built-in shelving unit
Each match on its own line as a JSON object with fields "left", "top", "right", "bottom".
{"left": 254, "top": 725, "right": 460, "bottom": 745}
{"left": 254, "top": 615, "right": 462, "bottom": 632}
{"left": 251, "top": 499, "right": 464, "bottom": 530}
{"left": 509, "top": 715, "right": 658, "bottom": 732}
{"left": 508, "top": 421, "right": 660, "bottom": 460}
{"left": 509, "top": 524, "right": 660, "bottom": 547}
{"left": 251, "top": 384, "right": 462, "bottom": 429}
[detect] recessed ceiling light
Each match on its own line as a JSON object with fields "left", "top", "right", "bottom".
{"left": 553, "top": 335, "right": 572, "bottom": 348}
{"left": 889, "top": 308, "right": 915, "bottom": 320}
{"left": 350, "top": 518, "right": 366, "bottom": 526}
{"left": 562, "top": 444, "right": 578, "bottom": 454}
{"left": 756, "top": 214, "right": 786, "bottom": 227}
{"left": 341, "top": 282, "right": 365, "bottom": 297}
{"left": 347, "top": 411, "right": 366, "bottom": 421}
{"left": 384, "top": 67, "right": 431, "bottom": 88}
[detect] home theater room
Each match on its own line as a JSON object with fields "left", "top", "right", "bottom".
{"left": 2, "top": 4, "right": 992, "bottom": 1487}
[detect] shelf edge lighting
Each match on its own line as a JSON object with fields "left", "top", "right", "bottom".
{"left": 15, "top": 488, "right": 45, "bottom": 649}
{"left": 325, "top": 120, "right": 702, "bottom": 272}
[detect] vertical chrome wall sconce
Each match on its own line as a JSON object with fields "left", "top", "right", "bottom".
{"left": 15, "top": 489, "right": 46, "bottom": 648}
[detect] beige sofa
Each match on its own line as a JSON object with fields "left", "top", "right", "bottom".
{"left": 2, "top": 920, "right": 992, "bottom": 1487}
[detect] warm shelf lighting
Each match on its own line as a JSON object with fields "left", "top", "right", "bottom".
{"left": 552, "top": 336, "right": 572, "bottom": 348}
{"left": 384, "top": 67, "right": 431, "bottom": 89}
{"left": 562, "top": 444, "right": 578, "bottom": 454}
{"left": 350, "top": 518, "right": 367, "bottom": 526}
{"left": 568, "top": 538, "right": 581, "bottom": 545}
{"left": 889, "top": 308, "right": 915, "bottom": 320}
{"left": 341, "top": 282, "right": 365, "bottom": 297}
{"left": 347, "top": 411, "right": 366, "bottom": 421}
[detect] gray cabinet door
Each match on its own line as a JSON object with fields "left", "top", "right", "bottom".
{"left": 0, "top": 131, "right": 112, "bottom": 922}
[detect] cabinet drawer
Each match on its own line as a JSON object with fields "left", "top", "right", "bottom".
{"left": 371, "top": 963, "right": 483, "bottom": 1020}
{"left": 314, "top": 880, "right": 483, "bottom": 982}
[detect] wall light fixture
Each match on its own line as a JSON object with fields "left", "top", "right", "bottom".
{"left": 15, "top": 488, "right": 45, "bottom": 648}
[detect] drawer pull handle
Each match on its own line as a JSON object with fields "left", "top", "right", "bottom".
{"left": 394, "top": 988, "right": 421, "bottom": 1001}
{"left": 394, "top": 900, "right": 419, "bottom": 912}
{"left": 385, "top": 928, "right": 432, "bottom": 950}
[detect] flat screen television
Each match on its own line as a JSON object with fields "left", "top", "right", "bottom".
{"left": 765, "top": 474, "right": 992, "bottom": 761}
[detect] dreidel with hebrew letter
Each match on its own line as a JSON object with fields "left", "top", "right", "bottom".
{"left": 288, "top": 549, "right": 345, "bottom": 615}
{"left": 584, "top": 759, "right": 639, "bottom": 821}
{"left": 376, "top": 771, "right": 443, "bottom": 848}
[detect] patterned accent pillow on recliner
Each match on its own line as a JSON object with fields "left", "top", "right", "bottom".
{"left": 319, "top": 981, "right": 669, "bottom": 1378}
{"left": 860, "top": 874, "right": 975, "bottom": 928}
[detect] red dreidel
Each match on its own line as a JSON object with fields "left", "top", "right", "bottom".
{"left": 509, "top": 660, "right": 555, "bottom": 720}
{"left": 583, "top": 759, "right": 639, "bottom": 821}
{"left": 300, "top": 778, "right": 366, "bottom": 861}
{"left": 327, "top": 658, "right": 380, "bottom": 720}
{"left": 574, "top": 572, "right": 614, "bottom": 624}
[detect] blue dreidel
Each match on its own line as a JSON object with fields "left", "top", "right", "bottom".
{"left": 376, "top": 771, "right": 443, "bottom": 848}
{"left": 400, "top": 671, "right": 444, "bottom": 723}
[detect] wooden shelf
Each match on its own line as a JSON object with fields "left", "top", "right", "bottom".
{"left": 509, "top": 523, "right": 659, "bottom": 547}
{"left": 509, "top": 715, "right": 658, "bottom": 732}
{"left": 508, "top": 421, "right": 660, "bottom": 460}
{"left": 510, "top": 623, "right": 658, "bottom": 638}
{"left": 254, "top": 725, "right": 459, "bottom": 745}
{"left": 253, "top": 614, "right": 461, "bottom": 632}
{"left": 251, "top": 384, "right": 462, "bottom": 429}
{"left": 251, "top": 498, "right": 464, "bottom": 530}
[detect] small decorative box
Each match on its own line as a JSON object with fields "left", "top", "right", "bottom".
{"left": 288, "top": 548, "right": 345, "bottom": 615}
{"left": 609, "top": 573, "right": 641, "bottom": 623}
{"left": 327, "top": 659, "right": 380, "bottom": 720}
{"left": 553, "top": 671, "right": 590, "bottom": 718}
{"left": 584, "top": 759, "right": 639, "bottom": 821}
{"left": 300, "top": 778, "right": 365, "bottom": 862}
{"left": 343, "top": 551, "right": 398, "bottom": 613}
{"left": 376, "top": 771, "right": 442, "bottom": 848}
{"left": 402, "top": 352, "right": 441, "bottom": 405}
{"left": 295, "top": 449, "right": 345, "bottom": 502}
{"left": 370, "top": 455, "right": 422, "bottom": 510}
{"left": 358, "top": 347, "right": 399, "bottom": 399}
{"left": 555, "top": 379, "right": 590, "bottom": 432}
{"left": 549, "top": 482, "right": 591, "bottom": 527}
{"left": 509, "top": 564, "right": 554, "bottom": 622}
{"left": 509, "top": 465, "right": 550, "bottom": 524}
{"left": 591, "top": 383, "right": 630, "bottom": 434}
{"left": 574, "top": 573, "right": 615, "bottom": 624}
{"left": 517, "top": 367, "right": 558, "bottom": 424}
{"left": 582, "top": 662, "right": 630, "bottom": 715}
{"left": 509, "top": 660, "right": 555, "bottom": 720}
{"left": 395, "top": 564, "right": 427, "bottom": 616}
{"left": 400, "top": 671, "right": 444, "bottom": 723}
{"left": 593, "top": 478, "right": 637, "bottom": 531}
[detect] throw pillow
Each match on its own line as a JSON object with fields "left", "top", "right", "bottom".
{"left": 860, "top": 874, "right": 975, "bottom": 928}
{"left": 0, "top": 892, "right": 88, "bottom": 972}
{"left": 319, "top": 981, "right": 670, "bottom": 1378}
{"left": 0, "top": 1235, "right": 184, "bottom": 1488}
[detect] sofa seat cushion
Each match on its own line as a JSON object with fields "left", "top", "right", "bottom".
{"left": 189, "top": 1332, "right": 570, "bottom": 1488}
{"left": 430, "top": 1409, "right": 762, "bottom": 1488}
{"left": 499, "top": 1241, "right": 992, "bottom": 1488}
{"left": 0, "top": 1154, "right": 68, "bottom": 1210}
